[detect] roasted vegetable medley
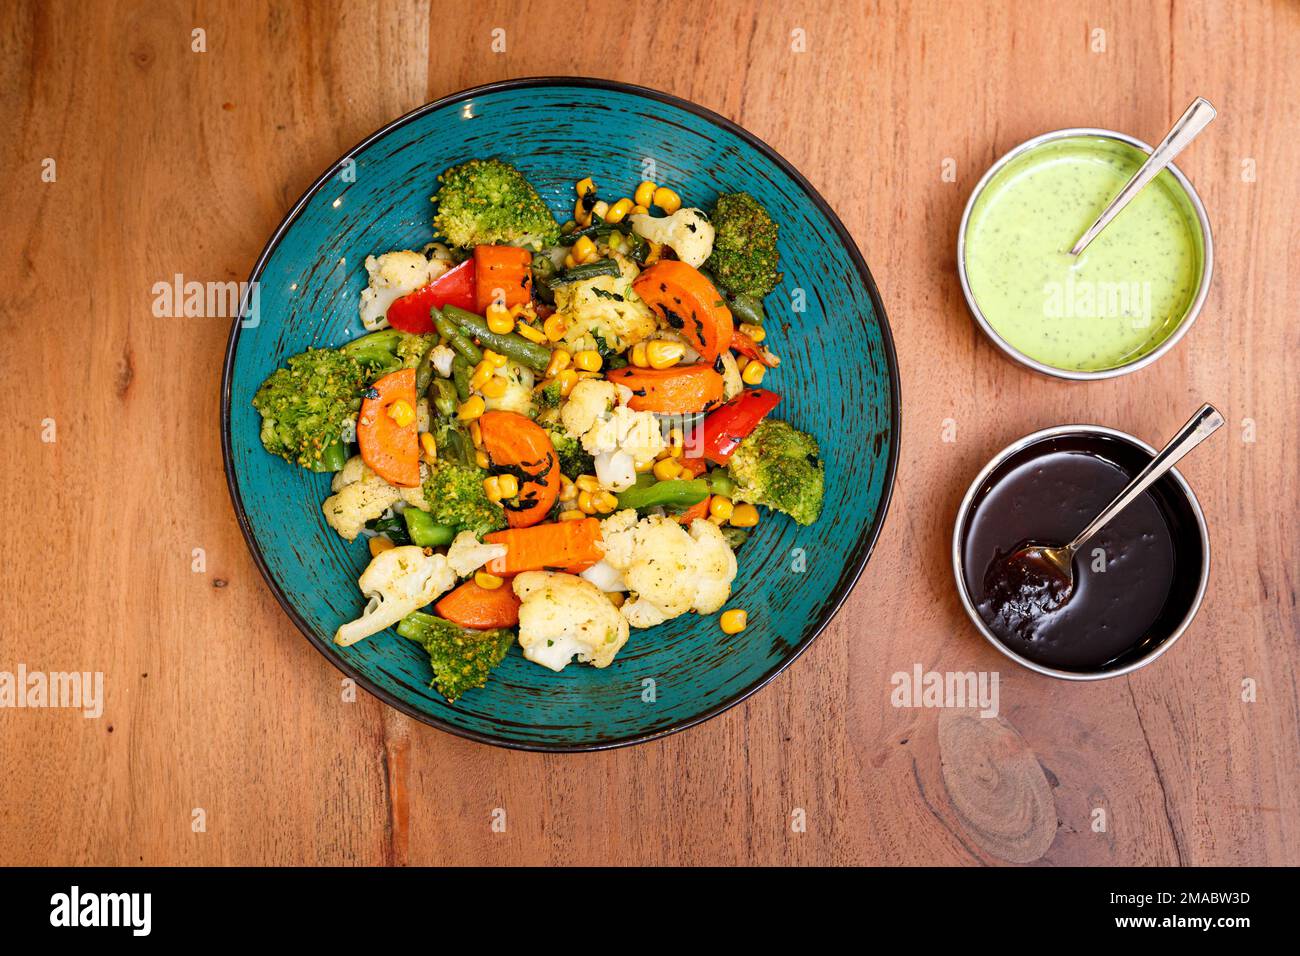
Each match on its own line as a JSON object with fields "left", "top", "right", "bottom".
{"left": 251, "top": 160, "right": 825, "bottom": 701}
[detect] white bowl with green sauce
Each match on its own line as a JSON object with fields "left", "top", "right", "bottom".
{"left": 958, "top": 128, "right": 1211, "bottom": 380}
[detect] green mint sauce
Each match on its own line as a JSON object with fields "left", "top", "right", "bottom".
{"left": 964, "top": 135, "right": 1203, "bottom": 371}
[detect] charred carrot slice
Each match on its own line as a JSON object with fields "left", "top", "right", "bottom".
{"left": 356, "top": 368, "right": 420, "bottom": 487}
{"left": 484, "top": 518, "right": 603, "bottom": 576}
{"left": 435, "top": 578, "right": 521, "bottom": 629}
{"left": 632, "top": 260, "right": 733, "bottom": 362}
{"left": 606, "top": 364, "right": 725, "bottom": 414}
{"left": 676, "top": 496, "right": 711, "bottom": 525}
{"left": 478, "top": 410, "right": 559, "bottom": 528}
{"left": 474, "top": 245, "right": 533, "bottom": 313}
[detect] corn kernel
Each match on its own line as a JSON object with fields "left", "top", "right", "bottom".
{"left": 719, "top": 608, "right": 748, "bottom": 634}
{"left": 577, "top": 490, "right": 596, "bottom": 515}
{"left": 420, "top": 431, "right": 438, "bottom": 462}
{"left": 575, "top": 475, "right": 600, "bottom": 493}
{"left": 558, "top": 369, "right": 579, "bottom": 397}
{"left": 470, "top": 360, "right": 494, "bottom": 390}
{"left": 368, "top": 536, "right": 396, "bottom": 558}
{"left": 573, "top": 198, "right": 591, "bottom": 227}
{"left": 563, "top": 253, "right": 577, "bottom": 269}
{"left": 644, "top": 240, "right": 662, "bottom": 265}
{"left": 545, "top": 349, "right": 571, "bottom": 378}
{"left": 574, "top": 349, "right": 603, "bottom": 372}
{"left": 576, "top": 177, "right": 596, "bottom": 198}
{"left": 630, "top": 342, "right": 649, "bottom": 368}
{"left": 474, "top": 570, "right": 504, "bottom": 590}
{"left": 741, "top": 361, "right": 766, "bottom": 385}
{"left": 515, "top": 323, "right": 547, "bottom": 344}
{"left": 605, "top": 198, "right": 634, "bottom": 224}
{"left": 738, "top": 322, "right": 766, "bottom": 343}
{"left": 387, "top": 399, "right": 416, "bottom": 427}
{"left": 559, "top": 474, "right": 577, "bottom": 501}
{"left": 458, "top": 396, "right": 485, "bottom": 421}
{"left": 470, "top": 421, "right": 482, "bottom": 446}
{"left": 735, "top": 355, "right": 750, "bottom": 371}
{"left": 594, "top": 491, "right": 619, "bottom": 514}
{"left": 634, "top": 457, "right": 655, "bottom": 473}
{"left": 572, "top": 235, "right": 597, "bottom": 264}
{"left": 497, "top": 474, "right": 519, "bottom": 499}
{"left": 631, "top": 204, "right": 648, "bottom": 216}
{"left": 481, "top": 375, "right": 508, "bottom": 398}
{"left": 653, "top": 458, "right": 683, "bottom": 481}
{"left": 646, "top": 340, "right": 686, "bottom": 369}
{"left": 483, "top": 476, "right": 502, "bottom": 501}
{"left": 668, "top": 426, "right": 684, "bottom": 451}
{"left": 607, "top": 591, "right": 626, "bottom": 608}
{"left": 634, "top": 181, "right": 657, "bottom": 208}
{"left": 482, "top": 348, "right": 507, "bottom": 368}
{"left": 709, "top": 496, "right": 734, "bottom": 521}
{"left": 543, "top": 314, "right": 568, "bottom": 342}
{"left": 653, "top": 186, "right": 682, "bottom": 214}
{"left": 475, "top": 449, "right": 490, "bottom": 469}
{"left": 559, "top": 509, "right": 585, "bottom": 522}
{"left": 486, "top": 305, "right": 514, "bottom": 335}
{"left": 730, "top": 503, "right": 760, "bottom": 527}
{"left": 591, "top": 200, "right": 609, "bottom": 221}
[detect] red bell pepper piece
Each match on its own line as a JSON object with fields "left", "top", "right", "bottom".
{"left": 384, "top": 259, "right": 477, "bottom": 333}
{"left": 698, "top": 388, "right": 782, "bottom": 464}
{"left": 731, "top": 329, "right": 780, "bottom": 368}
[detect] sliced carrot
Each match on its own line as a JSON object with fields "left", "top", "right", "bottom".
{"left": 356, "top": 368, "right": 420, "bottom": 487}
{"left": 632, "top": 260, "right": 733, "bottom": 362}
{"left": 676, "top": 496, "right": 711, "bottom": 525}
{"left": 435, "top": 578, "right": 521, "bottom": 629}
{"left": 478, "top": 410, "right": 559, "bottom": 528}
{"left": 484, "top": 518, "right": 603, "bottom": 576}
{"left": 474, "top": 245, "right": 533, "bottom": 313}
{"left": 605, "top": 364, "right": 725, "bottom": 413}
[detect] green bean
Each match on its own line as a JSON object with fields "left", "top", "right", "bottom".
{"left": 451, "top": 354, "right": 472, "bottom": 401}
{"left": 548, "top": 258, "right": 622, "bottom": 286}
{"left": 316, "top": 439, "right": 349, "bottom": 473}
{"left": 706, "top": 469, "right": 736, "bottom": 498}
{"left": 431, "top": 307, "right": 482, "bottom": 364}
{"left": 728, "top": 293, "right": 766, "bottom": 327}
{"left": 403, "top": 508, "right": 455, "bottom": 548}
{"left": 616, "top": 476, "right": 710, "bottom": 511}
{"left": 428, "top": 377, "right": 458, "bottom": 417}
{"left": 531, "top": 256, "right": 557, "bottom": 305}
{"left": 340, "top": 329, "right": 403, "bottom": 367}
{"left": 442, "top": 305, "right": 552, "bottom": 372}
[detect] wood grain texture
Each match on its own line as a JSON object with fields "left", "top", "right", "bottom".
{"left": 0, "top": 0, "right": 1296, "bottom": 866}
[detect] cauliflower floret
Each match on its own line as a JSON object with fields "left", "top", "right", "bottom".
{"left": 322, "top": 455, "right": 404, "bottom": 541}
{"left": 717, "top": 351, "right": 743, "bottom": 400}
{"left": 598, "top": 510, "right": 738, "bottom": 628}
{"left": 560, "top": 380, "right": 663, "bottom": 492}
{"left": 446, "top": 531, "right": 507, "bottom": 578}
{"left": 629, "top": 208, "right": 715, "bottom": 268}
{"left": 482, "top": 359, "right": 534, "bottom": 416}
{"left": 323, "top": 456, "right": 429, "bottom": 538}
{"left": 429, "top": 343, "right": 456, "bottom": 379}
{"left": 334, "top": 546, "right": 456, "bottom": 647}
{"left": 553, "top": 253, "right": 657, "bottom": 351}
{"left": 513, "top": 571, "right": 630, "bottom": 671}
{"left": 358, "top": 249, "right": 451, "bottom": 331}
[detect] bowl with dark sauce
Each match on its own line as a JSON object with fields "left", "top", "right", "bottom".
{"left": 952, "top": 425, "right": 1209, "bottom": 679}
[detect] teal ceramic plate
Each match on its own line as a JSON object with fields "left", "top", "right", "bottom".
{"left": 222, "top": 78, "right": 899, "bottom": 750}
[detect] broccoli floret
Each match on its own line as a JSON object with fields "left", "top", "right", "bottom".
{"left": 396, "top": 611, "right": 514, "bottom": 702}
{"left": 546, "top": 427, "right": 594, "bottom": 479}
{"left": 727, "top": 419, "right": 824, "bottom": 525}
{"left": 422, "top": 459, "right": 507, "bottom": 536}
{"left": 536, "top": 379, "right": 563, "bottom": 409}
{"left": 251, "top": 348, "right": 372, "bottom": 471}
{"left": 432, "top": 158, "right": 560, "bottom": 250}
{"left": 705, "top": 192, "right": 782, "bottom": 299}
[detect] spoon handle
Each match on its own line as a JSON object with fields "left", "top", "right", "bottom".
{"left": 1067, "top": 403, "right": 1224, "bottom": 554}
{"left": 1069, "top": 97, "right": 1217, "bottom": 256}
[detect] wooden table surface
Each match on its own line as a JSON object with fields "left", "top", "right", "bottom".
{"left": 2, "top": 0, "right": 1296, "bottom": 866}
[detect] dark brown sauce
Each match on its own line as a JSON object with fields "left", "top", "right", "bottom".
{"left": 963, "top": 438, "right": 1189, "bottom": 671}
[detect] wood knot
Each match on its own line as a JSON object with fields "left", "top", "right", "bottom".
{"left": 938, "top": 709, "right": 1057, "bottom": 863}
